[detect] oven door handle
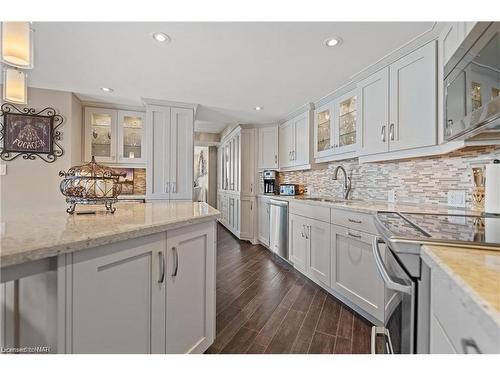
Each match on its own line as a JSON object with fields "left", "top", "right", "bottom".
{"left": 372, "top": 237, "right": 413, "bottom": 294}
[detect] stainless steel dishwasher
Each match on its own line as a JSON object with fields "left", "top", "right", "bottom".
{"left": 269, "top": 199, "right": 289, "bottom": 261}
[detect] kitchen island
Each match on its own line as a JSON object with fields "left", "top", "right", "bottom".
{"left": 1, "top": 201, "right": 220, "bottom": 354}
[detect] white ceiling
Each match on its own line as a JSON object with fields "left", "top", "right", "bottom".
{"left": 29, "top": 22, "right": 434, "bottom": 131}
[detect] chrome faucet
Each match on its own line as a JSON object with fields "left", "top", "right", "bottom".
{"left": 333, "top": 165, "right": 352, "bottom": 200}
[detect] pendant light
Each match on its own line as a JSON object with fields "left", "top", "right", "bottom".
{"left": 2, "top": 67, "right": 27, "bottom": 104}
{"left": 1, "top": 22, "right": 34, "bottom": 69}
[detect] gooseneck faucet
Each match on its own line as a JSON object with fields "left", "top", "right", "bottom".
{"left": 333, "top": 165, "right": 352, "bottom": 200}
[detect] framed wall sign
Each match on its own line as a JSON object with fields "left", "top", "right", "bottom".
{"left": 0, "top": 103, "right": 64, "bottom": 163}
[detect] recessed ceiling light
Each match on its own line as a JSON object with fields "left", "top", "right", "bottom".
{"left": 325, "top": 37, "right": 342, "bottom": 47}
{"left": 254, "top": 106, "right": 263, "bottom": 111}
{"left": 152, "top": 32, "right": 170, "bottom": 43}
{"left": 101, "top": 87, "right": 113, "bottom": 92}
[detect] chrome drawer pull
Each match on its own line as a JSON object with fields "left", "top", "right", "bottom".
{"left": 461, "top": 338, "right": 482, "bottom": 354}
{"left": 348, "top": 218, "right": 362, "bottom": 224}
{"left": 347, "top": 230, "right": 361, "bottom": 239}
{"left": 172, "top": 247, "right": 179, "bottom": 277}
{"left": 158, "top": 251, "right": 165, "bottom": 283}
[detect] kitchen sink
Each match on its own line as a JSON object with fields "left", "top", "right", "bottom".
{"left": 295, "top": 196, "right": 363, "bottom": 204}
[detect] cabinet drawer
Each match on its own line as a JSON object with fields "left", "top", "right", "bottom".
{"left": 432, "top": 270, "right": 500, "bottom": 354}
{"left": 330, "top": 208, "right": 377, "bottom": 234}
{"left": 289, "top": 201, "right": 330, "bottom": 223}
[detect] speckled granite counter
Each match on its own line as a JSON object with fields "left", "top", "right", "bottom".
{"left": 422, "top": 245, "right": 500, "bottom": 325}
{"left": 1, "top": 201, "right": 220, "bottom": 267}
{"left": 257, "top": 194, "right": 480, "bottom": 215}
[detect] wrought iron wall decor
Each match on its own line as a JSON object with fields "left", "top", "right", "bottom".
{"left": 0, "top": 103, "right": 64, "bottom": 163}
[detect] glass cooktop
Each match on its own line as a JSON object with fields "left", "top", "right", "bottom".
{"left": 376, "top": 211, "right": 500, "bottom": 247}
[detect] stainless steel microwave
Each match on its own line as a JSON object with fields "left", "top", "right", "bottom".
{"left": 444, "top": 22, "right": 500, "bottom": 141}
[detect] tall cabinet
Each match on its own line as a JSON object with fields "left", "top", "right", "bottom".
{"left": 217, "top": 126, "right": 256, "bottom": 242}
{"left": 146, "top": 103, "right": 194, "bottom": 201}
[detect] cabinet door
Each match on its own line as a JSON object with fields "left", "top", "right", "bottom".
{"left": 146, "top": 106, "right": 171, "bottom": 199}
{"left": 442, "top": 22, "right": 465, "bottom": 65}
{"left": 307, "top": 218, "right": 331, "bottom": 286}
{"left": 279, "top": 121, "right": 294, "bottom": 168}
{"left": 314, "top": 102, "right": 334, "bottom": 159}
{"left": 70, "top": 233, "right": 166, "bottom": 353}
{"left": 240, "top": 129, "right": 255, "bottom": 196}
{"left": 258, "top": 126, "right": 279, "bottom": 169}
{"left": 166, "top": 222, "right": 216, "bottom": 353}
{"left": 293, "top": 114, "right": 309, "bottom": 166}
{"left": 389, "top": 41, "right": 437, "bottom": 152}
{"left": 85, "top": 107, "right": 118, "bottom": 163}
{"left": 289, "top": 213, "right": 308, "bottom": 273}
{"left": 334, "top": 90, "right": 358, "bottom": 155}
{"left": 169, "top": 107, "right": 194, "bottom": 200}
{"left": 117, "top": 110, "right": 146, "bottom": 164}
{"left": 330, "top": 224, "right": 384, "bottom": 322}
{"left": 358, "top": 68, "right": 390, "bottom": 156}
{"left": 239, "top": 197, "right": 254, "bottom": 240}
{"left": 257, "top": 199, "right": 270, "bottom": 246}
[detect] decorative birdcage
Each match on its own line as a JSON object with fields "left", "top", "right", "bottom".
{"left": 59, "top": 156, "right": 126, "bottom": 214}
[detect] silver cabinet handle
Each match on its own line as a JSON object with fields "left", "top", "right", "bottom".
{"left": 380, "top": 125, "right": 386, "bottom": 142}
{"left": 372, "top": 238, "right": 412, "bottom": 294}
{"left": 274, "top": 155, "right": 278, "bottom": 164}
{"left": 292, "top": 150, "right": 296, "bottom": 160}
{"left": 158, "top": 251, "right": 165, "bottom": 283}
{"left": 250, "top": 183, "right": 253, "bottom": 193}
{"left": 461, "top": 338, "right": 482, "bottom": 354}
{"left": 171, "top": 246, "right": 179, "bottom": 277}
{"left": 171, "top": 182, "right": 176, "bottom": 194}
{"left": 389, "top": 123, "right": 395, "bottom": 141}
{"left": 165, "top": 183, "right": 170, "bottom": 193}
{"left": 348, "top": 218, "right": 362, "bottom": 224}
{"left": 301, "top": 224, "right": 305, "bottom": 238}
{"left": 347, "top": 230, "right": 362, "bottom": 239}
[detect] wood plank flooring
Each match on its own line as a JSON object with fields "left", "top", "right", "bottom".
{"left": 206, "top": 224, "right": 373, "bottom": 354}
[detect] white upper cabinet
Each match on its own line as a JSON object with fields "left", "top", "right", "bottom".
{"left": 359, "top": 41, "right": 437, "bottom": 156}
{"left": 279, "top": 108, "right": 313, "bottom": 171}
{"left": 359, "top": 68, "right": 390, "bottom": 156}
{"left": 257, "top": 126, "right": 279, "bottom": 170}
{"left": 85, "top": 107, "right": 146, "bottom": 164}
{"left": 441, "top": 22, "right": 477, "bottom": 65}
{"left": 146, "top": 105, "right": 193, "bottom": 201}
{"left": 314, "top": 89, "right": 358, "bottom": 161}
{"left": 389, "top": 41, "right": 437, "bottom": 152}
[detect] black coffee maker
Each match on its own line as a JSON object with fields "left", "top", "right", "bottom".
{"left": 263, "top": 170, "right": 277, "bottom": 194}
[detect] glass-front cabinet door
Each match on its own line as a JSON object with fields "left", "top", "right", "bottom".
{"left": 314, "top": 102, "right": 334, "bottom": 159}
{"left": 117, "top": 111, "right": 145, "bottom": 164}
{"left": 335, "top": 91, "right": 358, "bottom": 154}
{"left": 85, "top": 107, "right": 117, "bottom": 163}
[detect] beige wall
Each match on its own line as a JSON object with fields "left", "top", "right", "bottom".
{"left": 0, "top": 87, "right": 83, "bottom": 216}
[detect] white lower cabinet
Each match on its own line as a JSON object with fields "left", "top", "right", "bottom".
{"left": 330, "top": 224, "right": 385, "bottom": 322}
{"left": 289, "top": 213, "right": 308, "bottom": 273}
{"left": 257, "top": 197, "right": 270, "bottom": 247}
{"left": 63, "top": 222, "right": 216, "bottom": 354}
{"left": 307, "top": 218, "right": 331, "bottom": 286}
{"left": 239, "top": 197, "right": 255, "bottom": 240}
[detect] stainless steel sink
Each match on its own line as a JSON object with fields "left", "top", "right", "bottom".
{"left": 295, "top": 196, "right": 363, "bottom": 204}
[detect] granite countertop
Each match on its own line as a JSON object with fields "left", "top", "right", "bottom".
{"left": 0, "top": 201, "right": 220, "bottom": 268}
{"left": 257, "top": 194, "right": 481, "bottom": 216}
{"left": 421, "top": 244, "right": 500, "bottom": 325}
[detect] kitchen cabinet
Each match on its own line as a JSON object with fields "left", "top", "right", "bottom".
{"left": 279, "top": 107, "right": 313, "bottom": 171}
{"left": 289, "top": 213, "right": 308, "bottom": 273}
{"left": 441, "top": 22, "right": 476, "bottom": 65}
{"left": 64, "top": 222, "right": 216, "bottom": 354}
{"left": 257, "top": 197, "right": 270, "bottom": 247}
{"left": 146, "top": 105, "right": 194, "bottom": 201}
{"left": 165, "top": 222, "right": 216, "bottom": 354}
{"left": 307, "top": 218, "right": 331, "bottom": 286}
{"left": 257, "top": 126, "right": 279, "bottom": 170}
{"left": 314, "top": 90, "right": 358, "bottom": 161}
{"left": 359, "top": 41, "right": 437, "bottom": 156}
{"left": 330, "top": 224, "right": 385, "bottom": 322}
{"left": 217, "top": 126, "right": 256, "bottom": 242}
{"left": 85, "top": 107, "right": 146, "bottom": 164}
{"left": 67, "top": 233, "right": 166, "bottom": 353}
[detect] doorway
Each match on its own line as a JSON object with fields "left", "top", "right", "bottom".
{"left": 194, "top": 146, "right": 217, "bottom": 207}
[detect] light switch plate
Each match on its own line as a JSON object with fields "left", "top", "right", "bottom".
{"left": 388, "top": 189, "right": 396, "bottom": 203}
{"left": 0, "top": 164, "right": 6, "bottom": 176}
{"left": 448, "top": 190, "right": 466, "bottom": 208}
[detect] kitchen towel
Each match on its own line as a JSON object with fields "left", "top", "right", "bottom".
{"left": 485, "top": 160, "right": 500, "bottom": 215}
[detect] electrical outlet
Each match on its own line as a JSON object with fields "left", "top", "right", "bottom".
{"left": 0, "top": 164, "right": 6, "bottom": 176}
{"left": 448, "top": 190, "right": 466, "bottom": 208}
{"left": 388, "top": 189, "right": 396, "bottom": 203}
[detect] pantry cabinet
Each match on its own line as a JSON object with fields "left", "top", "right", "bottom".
{"left": 359, "top": 41, "right": 437, "bottom": 156}
{"left": 62, "top": 222, "right": 216, "bottom": 354}
{"left": 257, "top": 126, "right": 279, "bottom": 170}
{"left": 146, "top": 105, "right": 194, "bottom": 201}
{"left": 279, "top": 107, "right": 314, "bottom": 171}
{"left": 330, "top": 224, "right": 385, "bottom": 322}
{"left": 217, "top": 126, "right": 256, "bottom": 242}
{"left": 85, "top": 107, "right": 146, "bottom": 164}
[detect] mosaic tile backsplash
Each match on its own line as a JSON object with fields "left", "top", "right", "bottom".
{"left": 277, "top": 146, "right": 500, "bottom": 208}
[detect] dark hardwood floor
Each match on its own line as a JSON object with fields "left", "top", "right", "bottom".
{"left": 206, "top": 224, "right": 373, "bottom": 354}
